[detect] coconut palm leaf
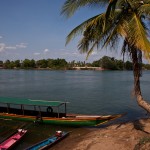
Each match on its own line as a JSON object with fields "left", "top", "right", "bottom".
{"left": 100, "top": 10, "right": 126, "bottom": 48}
{"left": 105, "top": 0, "right": 118, "bottom": 18}
{"left": 76, "top": 13, "right": 107, "bottom": 56}
{"left": 121, "top": 39, "right": 128, "bottom": 55}
{"left": 138, "top": 3, "right": 150, "bottom": 16}
{"left": 77, "top": 9, "right": 125, "bottom": 57}
{"left": 78, "top": 32, "right": 98, "bottom": 55}
{"left": 61, "top": 0, "right": 109, "bottom": 18}
{"left": 62, "top": 0, "right": 150, "bottom": 113}
{"left": 124, "top": 12, "right": 150, "bottom": 60}
{"left": 103, "top": 5, "right": 150, "bottom": 59}
{"left": 66, "top": 13, "right": 105, "bottom": 45}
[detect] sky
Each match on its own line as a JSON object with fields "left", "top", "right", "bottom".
{"left": 0, "top": 0, "right": 124, "bottom": 62}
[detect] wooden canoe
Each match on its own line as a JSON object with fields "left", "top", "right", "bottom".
{"left": 0, "top": 129, "right": 27, "bottom": 150}
{"left": 26, "top": 131, "right": 69, "bottom": 150}
{"left": 0, "top": 112, "right": 123, "bottom": 127}
{"left": 0, "top": 97, "right": 124, "bottom": 127}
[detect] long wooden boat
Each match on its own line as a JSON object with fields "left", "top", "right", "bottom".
{"left": 26, "top": 131, "right": 69, "bottom": 150}
{"left": 0, "top": 97, "right": 123, "bottom": 127}
{"left": 0, "top": 129, "right": 27, "bottom": 150}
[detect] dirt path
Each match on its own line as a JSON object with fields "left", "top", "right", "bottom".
{"left": 51, "top": 118, "right": 150, "bottom": 150}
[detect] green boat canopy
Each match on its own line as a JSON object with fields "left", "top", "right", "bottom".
{"left": 0, "top": 97, "right": 67, "bottom": 107}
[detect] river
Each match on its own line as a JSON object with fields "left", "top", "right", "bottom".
{"left": 1, "top": 69, "right": 150, "bottom": 149}
{"left": 0, "top": 69, "right": 150, "bottom": 121}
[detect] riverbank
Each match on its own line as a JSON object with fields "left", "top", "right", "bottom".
{"left": 1, "top": 118, "right": 150, "bottom": 149}
{"left": 0, "top": 67, "right": 106, "bottom": 71}
{"left": 51, "top": 118, "right": 150, "bottom": 150}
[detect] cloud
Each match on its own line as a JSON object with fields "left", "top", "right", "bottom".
{"left": 72, "top": 52, "right": 78, "bottom": 55}
{"left": 91, "top": 51, "right": 97, "bottom": 55}
{"left": 5, "top": 46, "right": 16, "bottom": 50}
{"left": 0, "top": 43, "right": 5, "bottom": 52}
{"left": 44, "top": 48, "right": 49, "bottom": 53}
{"left": 0, "top": 42, "right": 27, "bottom": 53}
{"left": 16, "top": 43, "right": 27, "bottom": 48}
{"left": 0, "top": 36, "right": 3, "bottom": 39}
{"left": 34, "top": 52, "right": 40, "bottom": 55}
{"left": 59, "top": 49, "right": 66, "bottom": 51}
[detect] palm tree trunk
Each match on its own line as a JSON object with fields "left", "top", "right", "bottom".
{"left": 131, "top": 49, "right": 150, "bottom": 113}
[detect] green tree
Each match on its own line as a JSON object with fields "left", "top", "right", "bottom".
{"left": 92, "top": 60, "right": 101, "bottom": 67}
{"left": 100, "top": 56, "right": 118, "bottom": 70}
{"left": 4, "top": 60, "right": 11, "bottom": 69}
{"left": 30, "top": 59, "right": 36, "bottom": 68}
{"left": 125, "top": 61, "right": 133, "bottom": 70}
{"left": 51, "top": 58, "right": 68, "bottom": 69}
{"left": 14, "top": 60, "right": 21, "bottom": 68}
{"left": 143, "top": 64, "right": 150, "bottom": 70}
{"left": 22, "top": 59, "right": 35, "bottom": 69}
{"left": 62, "top": 0, "right": 150, "bottom": 112}
{"left": 116, "top": 60, "right": 124, "bottom": 70}
{"left": 70, "top": 60, "right": 75, "bottom": 67}
{"left": 47, "top": 59, "right": 53, "bottom": 68}
{"left": 36, "top": 59, "right": 48, "bottom": 68}
{"left": 0, "top": 61, "right": 3, "bottom": 68}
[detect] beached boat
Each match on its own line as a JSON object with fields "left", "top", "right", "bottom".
{"left": 26, "top": 131, "right": 69, "bottom": 150}
{"left": 0, "top": 97, "right": 123, "bottom": 127}
{"left": 0, "top": 129, "right": 27, "bottom": 150}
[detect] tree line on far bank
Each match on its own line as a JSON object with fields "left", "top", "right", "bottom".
{"left": 0, "top": 56, "right": 150, "bottom": 70}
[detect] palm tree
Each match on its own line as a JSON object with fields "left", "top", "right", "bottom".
{"left": 61, "top": 0, "right": 150, "bottom": 112}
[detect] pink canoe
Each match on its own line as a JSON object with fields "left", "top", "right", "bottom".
{"left": 0, "top": 129, "right": 27, "bottom": 150}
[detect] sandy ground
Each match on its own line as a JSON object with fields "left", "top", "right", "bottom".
{"left": 51, "top": 118, "right": 150, "bottom": 150}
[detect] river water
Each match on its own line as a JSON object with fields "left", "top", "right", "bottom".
{"left": 0, "top": 69, "right": 150, "bottom": 149}
{"left": 0, "top": 69, "right": 150, "bottom": 121}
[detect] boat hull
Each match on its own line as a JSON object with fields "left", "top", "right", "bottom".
{"left": 26, "top": 131, "right": 69, "bottom": 150}
{"left": 0, "top": 129, "right": 27, "bottom": 150}
{"left": 0, "top": 113, "right": 122, "bottom": 127}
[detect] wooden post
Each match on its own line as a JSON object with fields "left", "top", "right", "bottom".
{"left": 38, "top": 106, "right": 43, "bottom": 122}
{"left": 21, "top": 105, "right": 24, "bottom": 115}
{"left": 57, "top": 107, "right": 59, "bottom": 118}
{"left": 65, "top": 103, "right": 67, "bottom": 116}
{"left": 34, "top": 106, "right": 36, "bottom": 111}
{"left": 38, "top": 106, "right": 41, "bottom": 116}
{"left": 7, "top": 103, "right": 9, "bottom": 113}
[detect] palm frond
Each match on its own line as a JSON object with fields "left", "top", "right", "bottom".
{"left": 62, "top": 0, "right": 150, "bottom": 63}
{"left": 121, "top": 40, "right": 128, "bottom": 55}
{"left": 138, "top": 3, "right": 150, "bottom": 16}
{"left": 124, "top": 12, "right": 150, "bottom": 60}
{"left": 86, "top": 42, "right": 97, "bottom": 59}
{"left": 97, "top": 9, "right": 126, "bottom": 49}
{"left": 78, "top": 37, "right": 90, "bottom": 54}
{"left": 105, "top": 0, "right": 118, "bottom": 18}
{"left": 76, "top": 9, "right": 126, "bottom": 56}
{"left": 78, "top": 36, "right": 100, "bottom": 59}
{"left": 61, "top": 0, "right": 109, "bottom": 18}
{"left": 66, "top": 13, "right": 105, "bottom": 45}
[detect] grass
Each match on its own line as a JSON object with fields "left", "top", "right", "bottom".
{"left": 134, "top": 136, "right": 150, "bottom": 150}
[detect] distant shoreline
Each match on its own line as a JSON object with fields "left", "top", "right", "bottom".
{"left": 0, "top": 67, "right": 149, "bottom": 71}
{"left": 0, "top": 67, "right": 107, "bottom": 71}
{"left": 71, "top": 67, "right": 105, "bottom": 70}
